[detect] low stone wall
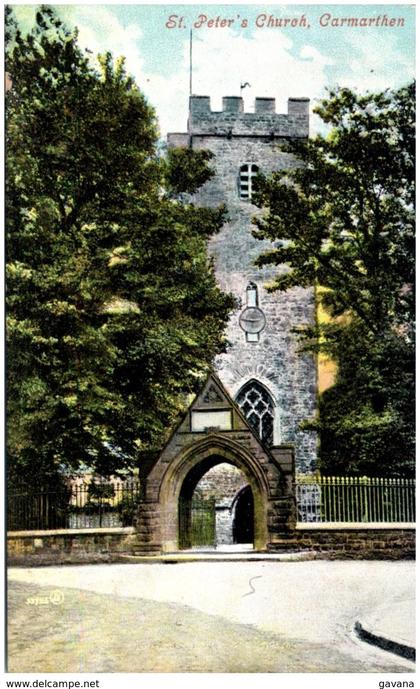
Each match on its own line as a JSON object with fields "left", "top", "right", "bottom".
{"left": 8, "top": 524, "right": 415, "bottom": 565}
{"left": 8, "top": 527, "right": 136, "bottom": 566}
{"left": 268, "top": 524, "right": 416, "bottom": 559}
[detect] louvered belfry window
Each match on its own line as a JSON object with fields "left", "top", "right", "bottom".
{"left": 236, "top": 381, "right": 274, "bottom": 446}
{"left": 239, "top": 163, "right": 259, "bottom": 199}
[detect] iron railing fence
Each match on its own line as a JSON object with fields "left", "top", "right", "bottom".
{"left": 296, "top": 475, "right": 415, "bottom": 523}
{"left": 9, "top": 475, "right": 415, "bottom": 531}
{"left": 8, "top": 480, "right": 141, "bottom": 531}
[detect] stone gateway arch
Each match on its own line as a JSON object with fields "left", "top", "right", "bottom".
{"left": 134, "top": 373, "right": 295, "bottom": 553}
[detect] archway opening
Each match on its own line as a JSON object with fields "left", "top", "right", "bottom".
{"left": 232, "top": 485, "right": 254, "bottom": 544}
{"left": 178, "top": 459, "right": 254, "bottom": 551}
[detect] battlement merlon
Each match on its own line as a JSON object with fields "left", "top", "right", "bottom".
{"left": 182, "top": 95, "right": 310, "bottom": 139}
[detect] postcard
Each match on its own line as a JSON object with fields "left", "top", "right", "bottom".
{"left": 5, "top": 2, "right": 416, "bottom": 686}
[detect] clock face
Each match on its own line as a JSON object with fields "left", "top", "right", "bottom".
{"left": 239, "top": 306, "right": 266, "bottom": 334}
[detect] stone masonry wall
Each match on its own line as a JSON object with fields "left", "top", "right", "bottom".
{"left": 269, "top": 527, "right": 415, "bottom": 560}
{"left": 7, "top": 528, "right": 137, "bottom": 566}
{"left": 169, "top": 96, "right": 318, "bottom": 472}
{"left": 8, "top": 526, "right": 415, "bottom": 564}
{"left": 194, "top": 463, "right": 248, "bottom": 504}
{"left": 215, "top": 506, "right": 235, "bottom": 545}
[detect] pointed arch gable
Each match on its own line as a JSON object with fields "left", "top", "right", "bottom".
{"left": 157, "top": 434, "right": 270, "bottom": 551}
{"left": 134, "top": 371, "right": 294, "bottom": 554}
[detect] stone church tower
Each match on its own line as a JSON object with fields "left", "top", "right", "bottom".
{"left": 133, "top": 94, "right": 318, "bottom": 553}
{"left": 168, "top": 95, "right": 317, "bottom": 473}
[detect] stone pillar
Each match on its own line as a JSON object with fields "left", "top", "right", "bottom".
{"left": 134, "top": 500, "right": 162, "bottom": 553}
{"left": 269, "top": 445, "right": 297, "bottom": 533}
{"left": 215, "top": 502, "right": 234, "bottom": 545}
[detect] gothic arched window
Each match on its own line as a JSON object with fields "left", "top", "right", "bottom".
{"left": 239, "top": 163, "right": 259, "bottom": 199}
{"left": 236, "top": 381, "right": 274, "bottom": 446}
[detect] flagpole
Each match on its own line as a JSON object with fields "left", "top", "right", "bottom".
{"left": 189, "top": 29, "right": 193, "bottom": 96}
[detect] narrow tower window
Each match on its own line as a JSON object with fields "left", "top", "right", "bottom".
{"left": 246, "top": 283, "right": 258, "bottom": 341}
{"left": 236, "top": 381, "right": 274, "bottom": 446}
{"left": 239, "top": 163, "right": 259, "bottom": 199}
{"left": 246, "top": 282, "right": 258, "bottom": 307}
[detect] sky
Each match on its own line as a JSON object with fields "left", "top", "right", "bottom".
{"left": 12, "top": 3, "right": 416, "bottom": 138}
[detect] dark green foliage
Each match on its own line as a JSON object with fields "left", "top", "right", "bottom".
{"left": 164, "top": 147, "right": 216, "bottom": 196}
{"left": 253, "top": 83, "right": 415, "bottom": 476}
{"left": 312, "top": 324, "right": 414, "bottom": 476}
{"left": 88, "top": 482, "right": 115, "bottom": 500}
{"left": 6, "top": 6, "right": 235, "bottom": 485}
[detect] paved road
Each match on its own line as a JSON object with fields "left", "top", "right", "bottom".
{"left": 8, "top": 561, "right": 415, "bottom": 673}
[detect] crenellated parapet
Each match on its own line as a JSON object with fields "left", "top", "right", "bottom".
{"left": 186, "top": 95, "right": 309, "bottom": 138}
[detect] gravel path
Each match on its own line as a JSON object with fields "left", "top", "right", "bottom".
{"left": 8, "top": 561, "right": 415, "bottom": 673}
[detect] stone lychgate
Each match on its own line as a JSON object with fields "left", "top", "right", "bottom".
{"left": 134, "top": 373, "right": 295, "bottom": 553}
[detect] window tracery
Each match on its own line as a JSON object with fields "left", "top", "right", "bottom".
{"left": 236, "top": 381, "right": 274, "bottom": 446}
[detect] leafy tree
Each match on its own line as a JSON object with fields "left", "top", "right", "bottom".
{"left": 253, "top": 83, "right": 415, "bottom": 476}
{"left": 315, "top": 323, "right": 414, "bottom": 476}
{"left": 6, "top": 6, "right": 234, "bottom": 486}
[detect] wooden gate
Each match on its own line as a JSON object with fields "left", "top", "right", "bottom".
{"left": 179, "top": 497, "right": 216, "bottom": 549}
